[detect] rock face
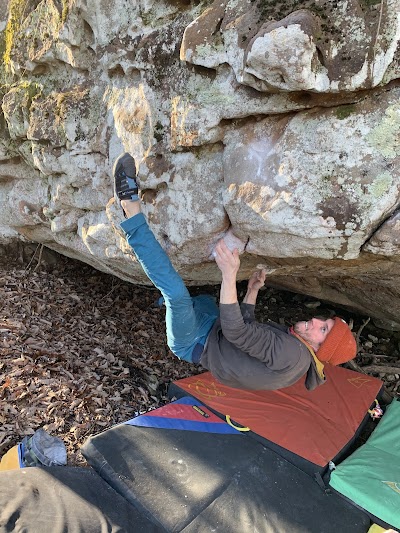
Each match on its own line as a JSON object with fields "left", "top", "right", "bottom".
{"left": 1, "top": 0, "right": 400, "bottom": 327}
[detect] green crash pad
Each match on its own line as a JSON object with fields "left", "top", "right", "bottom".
{"left": 330, "top": 399, "right": 400, "bottom": 530}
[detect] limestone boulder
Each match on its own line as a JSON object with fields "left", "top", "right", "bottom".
{"left": 1, "top": 0, "right": 400, "bottom": 327}
{"left": 181, "top": 0, "right": 400, "bottom": 93}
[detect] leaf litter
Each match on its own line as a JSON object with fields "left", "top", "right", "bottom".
{"left": 1, "top": 246, "right": 399, "bottom": 465}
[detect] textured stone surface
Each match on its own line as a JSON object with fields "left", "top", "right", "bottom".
{"left": 365, "top": 211, "right": 400, "bottom": 256}
{"left": 1, "top": 0, "right": 400, "bottom": 327}
{"left": 182, "top": 0, "right": 400, "bottom": 92}
{"left": 222, "top": 90, "right": 400, "bottom": 260}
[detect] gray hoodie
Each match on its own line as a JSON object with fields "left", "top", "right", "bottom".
{"left": 200, "top": 302, "right": 325, "bottom": 391}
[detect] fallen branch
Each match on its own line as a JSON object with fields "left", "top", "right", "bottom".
{"left": 356, "top": 317, "right": 370, "bottom": 345}
{"left": 33, "top": 244, "right": 44, "bottom": 272}
{"left": 361, "top": 365, "right": 400, "bottom": 375}
{"left": 358, "top": 353, "right": 390, "bottom": 358}
{"left": 24, "top": 243, "right": 41, "bottom": 271}
{"left": 346, "top": 359, "right": 366, "bottom": 374}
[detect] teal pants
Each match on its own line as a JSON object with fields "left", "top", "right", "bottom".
{"left": 120, "top": 213, "right": 219, "bottom": 362}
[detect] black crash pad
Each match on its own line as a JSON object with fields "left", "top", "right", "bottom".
{"left": 82, "top": 397, "right": 371, "bottom": 533}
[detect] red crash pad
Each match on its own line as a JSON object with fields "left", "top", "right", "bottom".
{"left": 169, "top": 365, "right": 382, "bottom": 471}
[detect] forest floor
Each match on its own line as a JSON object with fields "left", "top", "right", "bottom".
{"left": 1, "top": 245, "right": 399, "bottom": 466}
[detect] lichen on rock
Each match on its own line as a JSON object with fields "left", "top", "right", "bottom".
{"left": 1, "top": 0, "right": 400, "bottom": 327}
{"left": 367, "top": 103, "right": 400, "bottom": 158}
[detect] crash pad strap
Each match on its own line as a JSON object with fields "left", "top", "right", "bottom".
{"left": 124, "top": 396, "right": 241, "bottom": 434}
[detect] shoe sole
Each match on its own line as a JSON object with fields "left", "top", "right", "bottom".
{"left": 112, "top": 153, "right": 138, "bottom": 212}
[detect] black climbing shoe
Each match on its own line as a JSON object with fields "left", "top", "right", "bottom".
{"left": 113, "top": 152, "right": 139, "bottom": 203}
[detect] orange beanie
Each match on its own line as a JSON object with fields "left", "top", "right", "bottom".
{"left": 316, "top": 317, "right": 357, "bottom": 365}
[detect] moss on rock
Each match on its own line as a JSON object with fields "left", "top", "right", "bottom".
{"left": 3, "top": 0, "right": 29, "bottom": 68}
{"left": 335, "top": 104, "right": 356, "bottom": 120}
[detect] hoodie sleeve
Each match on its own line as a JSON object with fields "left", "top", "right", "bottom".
{"left": 219, "top": 302, "right": 284, "bottom": 366}
{"left": 239, "top": 303, "right": 256, "bottom": 323}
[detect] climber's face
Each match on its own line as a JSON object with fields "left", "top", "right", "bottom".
{"left": 293, "top": 318, "right": 335, "bottom": 350}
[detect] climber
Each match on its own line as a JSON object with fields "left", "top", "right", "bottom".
{"left": 112, "top": 153, "right": 357, "bottom": 391}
